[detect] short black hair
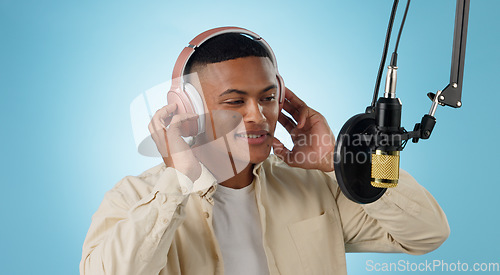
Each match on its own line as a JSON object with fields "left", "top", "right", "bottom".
{"left": 184, "top": 33, "right": 272, "bottom": 75}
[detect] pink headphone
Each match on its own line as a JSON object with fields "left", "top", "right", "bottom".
{"left": 167, "top": 26, "right": 285, "bottom": 135}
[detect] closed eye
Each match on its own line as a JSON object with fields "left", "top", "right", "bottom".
{"left": 224, "top": 100, "right": 244, "bottom": 105}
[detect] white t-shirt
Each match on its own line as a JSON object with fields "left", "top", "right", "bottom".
{"left": 212, "top": 182, "right": 270, "bottom": 275}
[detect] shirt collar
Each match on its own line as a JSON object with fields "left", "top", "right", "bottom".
{"left": 200, "top": 161, "right": 265, "bottom": 200}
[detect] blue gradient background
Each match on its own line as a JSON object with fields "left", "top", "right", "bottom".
{"left": 1, "top": 0, "right": 499, "bottom": 274}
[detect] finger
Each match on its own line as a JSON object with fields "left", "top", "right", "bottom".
{"left": 150, "top": 112, "right": 167, "bottom": 132}
{"left": 149, "top": 111, "right": 168, "bottom": 137}
{"left": 148, "top": 119, "right": 169, "bottom": 157}
{"left": 169, "top": 112, "right": 198, "bottom": 124}
{"left": 284, "top": 88, "right": 308, "bottom": 128}
{"left": 284, "top": 87, "right": 306, "bottom": 111}
{"left": 148, "top": 108, "right": 198, "bottom": 158}
{"left": 158, "top": 103, "right": 178, "bottom": 126}
{"left": 149, "top": 113, "right": 170, "bottom": 155}
{"left": 278, "top": 112, "right": 297, "bottom": 133}
{"left": 162, "top": 114, "right": 198, "bottom": 156}
{"left": 168, "top": 113, "right": 199, "bottom": 137}
{"left": 282, "top": 99, "right": 301, "bottom": 122}
{"left": 283, "top": 100, "right": 312, "bottom": 129}
{"left": 272, "top": 137, "right": 292, "bottom": 163}
{"left": 297, "top": 107, "right": 311, "bottom": 129}
{"left": 149, "top": 104, "right": 177, "bottom": 135}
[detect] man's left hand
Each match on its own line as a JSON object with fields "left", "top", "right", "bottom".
{"left": 272, "top": 88, "right": 335, "bottom": 172}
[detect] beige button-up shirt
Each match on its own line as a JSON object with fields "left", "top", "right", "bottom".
{"left": 80, "top": 154, "right": 449, "bottom": 275}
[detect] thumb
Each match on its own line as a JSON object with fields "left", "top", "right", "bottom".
{"left": 272, "top": 137, "right": 291, "bottom": 163}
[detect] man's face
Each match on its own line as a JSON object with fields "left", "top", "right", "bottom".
{"left": 193, "top": 56, "right": 280, "bottom": 165}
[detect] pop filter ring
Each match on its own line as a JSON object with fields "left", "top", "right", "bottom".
{"left": 334, "top": 112, "right": 387, "bottom": 204}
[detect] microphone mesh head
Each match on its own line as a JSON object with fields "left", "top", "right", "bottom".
{"left": 371, "top": 150, "right": 400, "bottom": 188}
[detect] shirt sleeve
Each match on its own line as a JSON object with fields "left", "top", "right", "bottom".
{"left": 79, "top": 164, "right": 217, "bottom": 275}
{"left": 333, "top": 169, "right": 450, "bottom": 255}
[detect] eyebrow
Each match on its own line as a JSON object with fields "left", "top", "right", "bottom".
{"left": 219, "top": 84, "right": 277, "bottom": 97}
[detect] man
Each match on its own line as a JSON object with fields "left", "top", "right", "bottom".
{"left": 80, "top": 29, "right": 449, "bottom": 275}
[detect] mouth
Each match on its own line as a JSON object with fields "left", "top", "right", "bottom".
{"left": 234, "top": 130, "right": 269, "bottom": 145}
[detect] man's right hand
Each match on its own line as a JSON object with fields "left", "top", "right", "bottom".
{"left": 148, "top": 104, "right": 202, "bottom": 182}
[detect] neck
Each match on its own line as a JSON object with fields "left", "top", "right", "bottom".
{"left": 219, "top": 163, "right": 254, "bottom": 189}
{"left": 192, "top": 141, "right": 256, "bottom": 189}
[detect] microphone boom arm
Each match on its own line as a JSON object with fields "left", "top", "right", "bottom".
{"left": 407, "top": 0, "right": 470, "bottom": 143}
{"left": 440, "top": 0, "right": 470, "bottom": 108}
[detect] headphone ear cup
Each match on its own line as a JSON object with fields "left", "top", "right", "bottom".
{"left": 183, "top": 83, "right": 205, "bottom": 135}
{"left": 166, "top": 88, "right": 199, "bottom": 137}
{"left": 276, "top": 74, "right": 286, "bottom": 111}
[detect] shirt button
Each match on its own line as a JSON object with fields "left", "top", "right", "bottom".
{"left": 204, "top": 212, "right": 210, "bottom": 218}
{"left": 163, "top": 218, "right": 169, "bottom": 224}
{"left": 181, "top": 186, "right": 188, "bottom": 194}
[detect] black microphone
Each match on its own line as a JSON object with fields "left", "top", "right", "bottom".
{"left": 370, "top": 57, "right": 403, "bottom": 189}
{"left": 333, "top": 58, "right": 404, "bottom": 204}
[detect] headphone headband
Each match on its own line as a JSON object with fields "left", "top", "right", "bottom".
{"left": 170, "top": 26, "right": 280, "bottom": 91}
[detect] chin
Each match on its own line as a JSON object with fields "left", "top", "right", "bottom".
{"left": 249, "top": 150, "right": 271, "bottom": 164}
{"left": 222, "top": 130, "right": 271, "bottom": 161}
{"left": 230, "top": 144, "right": 271, "bottom": 166}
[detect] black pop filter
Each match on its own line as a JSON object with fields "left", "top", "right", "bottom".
{"left": 334, "top": 112, "right": 386, "bottom": 204}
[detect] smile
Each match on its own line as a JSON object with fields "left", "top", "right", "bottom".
{"left": 234, "top": 133, "right": 268, "bottom": 145}
{"left": 235, "top": 133, "right": 266, "bottom": 139}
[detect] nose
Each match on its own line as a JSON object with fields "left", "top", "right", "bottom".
{"left": 244, "top": 99, "right": 266, "bottom": 124}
